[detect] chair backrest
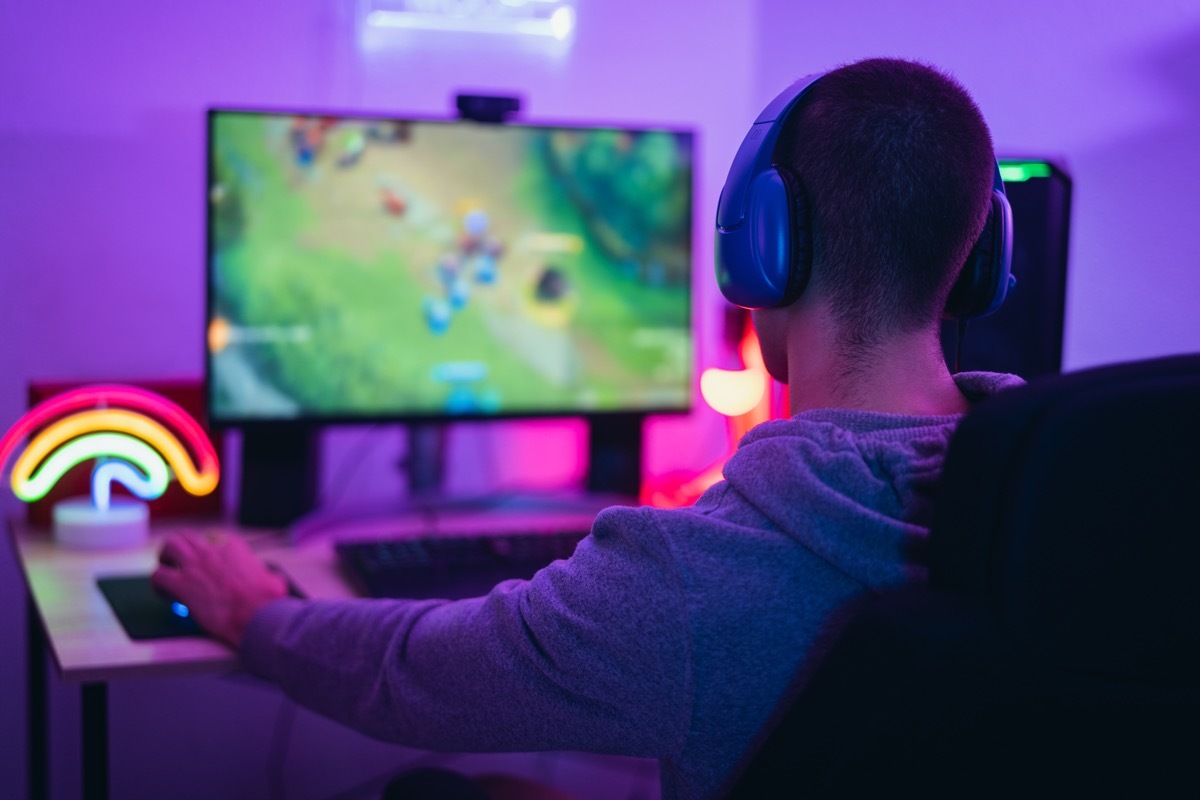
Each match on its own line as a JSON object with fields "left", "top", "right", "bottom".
{"left": 723, "top": 354, "right": 1200, "bottom": 798}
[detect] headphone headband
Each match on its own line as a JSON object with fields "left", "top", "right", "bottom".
{"left": 716, "top": 73, "right": 824, "bottom": 232}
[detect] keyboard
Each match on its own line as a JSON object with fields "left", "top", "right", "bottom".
{"left": 335, "top": 528, "right": 590, "bottom": 600}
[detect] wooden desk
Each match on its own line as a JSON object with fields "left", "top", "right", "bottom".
{"left": 9, "top": 517, "right": 327, "bottom": 800}
{"left": 10, "top": 502, "right": 610, "bottom": 800}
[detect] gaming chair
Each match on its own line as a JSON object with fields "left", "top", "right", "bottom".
{"left": 721, "top": 353, "right": 1200, "bottom": 798}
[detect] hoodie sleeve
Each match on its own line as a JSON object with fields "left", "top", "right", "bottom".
{"left": 240, "top": 507, "right": 692, "bottom": 757}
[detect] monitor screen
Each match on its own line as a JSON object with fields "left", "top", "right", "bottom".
{"left": 206, "top": 110, "right": 695, "bottom": 425}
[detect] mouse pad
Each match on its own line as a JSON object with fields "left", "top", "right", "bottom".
{"left": 97, "top": 575, "right": 205, "bottom": 640}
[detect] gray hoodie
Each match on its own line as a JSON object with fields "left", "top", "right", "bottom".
{"left": 242, "top": 371, "right": 1024, "bottom": 799}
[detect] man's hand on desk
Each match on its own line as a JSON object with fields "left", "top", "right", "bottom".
{"left": 151, "top": 531, "right": 290, "bottom": 649}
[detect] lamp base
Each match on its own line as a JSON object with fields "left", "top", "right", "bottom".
{"left": 52, "top": 497, "right": 149, "bottom": 550}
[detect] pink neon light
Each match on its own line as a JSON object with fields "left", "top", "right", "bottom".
{"left": 0, "top": 384, "right": 219, "bottom": 483}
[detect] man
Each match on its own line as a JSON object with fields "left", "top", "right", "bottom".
{"left": 154, "top": 58, "right": 1023, "bottom": 799}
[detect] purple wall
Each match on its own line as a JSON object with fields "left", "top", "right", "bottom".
{"left": 0, "top": 2, "right": 753, "bottom": 797}
{"left": 754, "top": 0, "right": 1200, "bottom": 370}
{"left": 5, "top": 0, "right": 1199, "bottom": 796}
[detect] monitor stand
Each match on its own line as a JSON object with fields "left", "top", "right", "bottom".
{"left": 402, "top": 415, "right": 643, "bottom": 507}
{"left": 404, "top": 422, "right": 448, "bottom": 496}
{"left": 388, "top": 417, "right": 643, "bottom": 515}
{"left": 285, "top": 418, "right": 642, "bottom": 543}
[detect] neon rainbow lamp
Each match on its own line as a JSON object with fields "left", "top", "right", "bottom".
{"left": 1, "top": 385, "right": 220, "bottom": 549}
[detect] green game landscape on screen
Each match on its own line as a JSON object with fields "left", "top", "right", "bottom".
{"left": 207, "top": 111, "right": 694, "bottom": 421}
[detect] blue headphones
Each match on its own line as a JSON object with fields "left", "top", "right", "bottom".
{"left": 715, "top": 72, "right": 1013, "bottom": 319}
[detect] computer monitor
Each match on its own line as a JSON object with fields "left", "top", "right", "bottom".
{"left": 205, "top": 108, "right": 695, "bottom": 523}
{"left": 942, "top": 159, "right": 1073, "bottom": 379}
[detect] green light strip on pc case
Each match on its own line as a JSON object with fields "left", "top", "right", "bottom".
{"left": 999, "top": 161, "right": 1052, "bottom": 182}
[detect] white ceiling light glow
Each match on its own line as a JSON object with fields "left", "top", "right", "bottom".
{"left": 363, "top": 0, "right": 576, "bottom": 41}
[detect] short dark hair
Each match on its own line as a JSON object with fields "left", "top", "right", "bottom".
{"left": 774, "top": 58, "right": 995, "bottom": 349}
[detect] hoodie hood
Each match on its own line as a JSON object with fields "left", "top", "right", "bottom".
{"left": 716, "top": 371, "right": 1024, "bottom": 589}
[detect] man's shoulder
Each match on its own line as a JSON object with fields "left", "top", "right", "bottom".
{"left": 591, "top": 501, "right": 699, "bottom": 540}
{"left": 586, "top": 487, "right": 753, "bottom": 553}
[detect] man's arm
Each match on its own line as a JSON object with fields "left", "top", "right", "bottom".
{"left": 160, "top": 510, "right": 694, "bottom": 758}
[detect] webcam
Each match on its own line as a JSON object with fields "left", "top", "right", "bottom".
{"left": 455, "top": 93, "right": 522, "bottom": 124}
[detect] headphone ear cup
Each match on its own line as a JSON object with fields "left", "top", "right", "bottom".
{"left": 944, "top": 189, "right": 1014, "bottom": 320}
{"left": 778, "top": 169, "right": 812, "bottom": 305}
{"left": 724, "top": 169, "right": 813, "bottom": 308}
{"left": 718, "top": 168, "right": 795, "bottom": 308}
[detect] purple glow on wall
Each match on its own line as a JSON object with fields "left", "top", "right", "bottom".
{"left": 753, "top": 0, "right": 1200, "bottom": 369}
{"left": 0, "top": 2, "right": 755, "bottom": 795}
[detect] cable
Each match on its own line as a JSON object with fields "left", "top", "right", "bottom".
{"left": 954, "top": 319, "right": 968, "bottom": 374}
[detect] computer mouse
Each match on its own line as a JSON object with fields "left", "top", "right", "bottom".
{"left": 150, "top": 579, "right": 192, "bottom": 618}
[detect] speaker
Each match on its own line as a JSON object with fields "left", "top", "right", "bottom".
{"left": 714, "top": 71, "right": 1013, "bottom": 319}
{"left": 587, "top": 414, "right": 643, "bottom": 499}
{"left": 237, "top": 428, "right": 318, "bottom": 527}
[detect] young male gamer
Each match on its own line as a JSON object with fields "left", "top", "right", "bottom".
{"left": 154, "top": 58, "right": 1023, "bottom": 800}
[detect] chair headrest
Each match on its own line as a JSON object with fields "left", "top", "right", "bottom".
{"left": 931, "top": 354, "right": 1200, "bottom": 684}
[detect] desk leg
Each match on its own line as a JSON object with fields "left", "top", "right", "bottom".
{"left": 82, "top": 683, "right": 109, "bottom": 800}
{"left": 27, "top": 598, "right": 47, "bottom": 800}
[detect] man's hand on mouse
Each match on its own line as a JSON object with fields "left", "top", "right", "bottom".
{"left": 152, "top": 531, "right": 289, "bottom": 649}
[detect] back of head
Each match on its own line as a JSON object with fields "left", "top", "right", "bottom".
{"left": 775, "top": 58, "right": 995, "bottom": 349}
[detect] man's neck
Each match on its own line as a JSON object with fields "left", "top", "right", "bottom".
{"left": 785, "top": 311, "right": 969, "bottom": 417}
